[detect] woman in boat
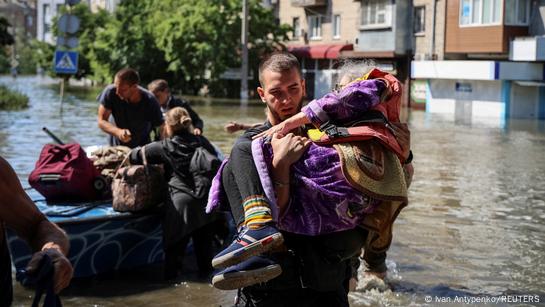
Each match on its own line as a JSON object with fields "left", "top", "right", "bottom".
{"left": 129, "top": 107, "right": 219, "bottom": 279}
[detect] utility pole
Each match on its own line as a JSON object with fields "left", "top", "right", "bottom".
{"left": 10, "top": 0, "right": 18, "bottom": 78}
{"left": 240, "top": 0, "right": 249, "bottom": 103}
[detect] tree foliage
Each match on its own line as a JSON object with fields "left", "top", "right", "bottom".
{"left": 149, "top": 0, "right": 290, "bottom": 95}
{"left": 88, "top": 0, "right": 170, "bottom": 84}
{"left": 38, "top": 0, "right": 290, "bottom": 96}
{"left": 0, "top": 17, "right": 14, "bottom": 46}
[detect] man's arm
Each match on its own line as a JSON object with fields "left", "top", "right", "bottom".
{"left": 269, "top": 133, "right": 311, "bottom": 213}
{"left": 97, "top": 105, "right": 131, "bottom": 143}
{"left": 0, "top": 157, "right": 73, "bottom": 293}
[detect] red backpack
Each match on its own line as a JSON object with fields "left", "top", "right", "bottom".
{"left": 29, "top": 143, "right": 101, "bottom": 201}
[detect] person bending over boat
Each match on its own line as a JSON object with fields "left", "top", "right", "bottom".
{"left": 129, "top": 107, "right": 219, "bottom": 279}
{"left": 97, "top": 68, "right": 164, "bottom": 148}
{"left": 0, "top": 156, "right": 73, "bottom": 306}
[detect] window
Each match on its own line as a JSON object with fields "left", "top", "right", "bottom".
{"left": 43, "top": 3, "right": 50, "bottom": 40}
{"left": 460, "top": 0, "right": 502, "bottom": 26}
{"left": 505, "top": 0, "right": 530, "bottom": 25}
{"left": 292, "top": 17, "right": 301, "bottom": 39}
{"left": 308, "top": 15, "right": 322, "bottom": 40}
{"left": 333, "top": 15, "right": 341, "bottom": 39}
{"left": 414, "top": 6, "right": 425, "bottom": 35}
{"left": 361, "top": 0, "right": 392, "bottom": 29}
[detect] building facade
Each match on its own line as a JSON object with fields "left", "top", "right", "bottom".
{"left": 36, "top": 0, "right": 63, "bottom": 43}
{"left": 278, "top": 0, "right": 414, "bottom": 102}
{"left": 278, "top": 0, "right": 360, "bottom": 99}
{"left": 344, "top": 0, "right": 413, "bottom": 106}
{"left": 37, "top": 0, "right": 118, "bottom": 44}
{"left": 412, "top": 0, "right": 545, "bottom": 126}
{"left": 0, "top": 0, "right": 37, "bottom": 40}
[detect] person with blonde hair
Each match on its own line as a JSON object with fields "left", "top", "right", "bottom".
{"left": 129, "top": 107, "right": 220, "bottom": 279}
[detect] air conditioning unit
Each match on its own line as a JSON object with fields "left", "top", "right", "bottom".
{"left": 270, "top": 0, "right": 278, "bottom": 4}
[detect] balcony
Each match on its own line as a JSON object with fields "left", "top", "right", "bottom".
{"left": 510, "top": 36, "right": 545, "bottom": 62}
{"left": 291, "top": 0, "right": 326, "bottom": 7}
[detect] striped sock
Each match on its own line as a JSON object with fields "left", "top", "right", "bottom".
{"left": 243, "top": 195, "right": 273, "bottom": 229}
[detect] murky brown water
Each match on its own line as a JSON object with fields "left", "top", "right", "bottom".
{"left": 1, "top": 76, "right": 544, "bottom": 306}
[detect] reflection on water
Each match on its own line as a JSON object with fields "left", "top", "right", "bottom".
{"left": 1, "top": 77, "right": 544, "bottom": 306}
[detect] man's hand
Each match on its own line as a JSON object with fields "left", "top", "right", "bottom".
{"left": 271, "top": 133, "right": 311, "bottom": 168}
{"left": 193, "top": 128, "right": 202, "bottom": 136}
{"left": 224, "top": 122, "right": 239, "bottom": 133}
{"left": 117, "top": 129, "right": 132, "bottom": 143}
{"left": 26, "top": 248, "right": 73, "bottom": 294}
{"left": 391, "top": 122, "right": 410, "bottom": 161}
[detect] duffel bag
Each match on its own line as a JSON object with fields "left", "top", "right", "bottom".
{"left": 29, "top": 143, "right": 101, "bottom": 201}
{"left": 112, "top": 146, "right": 166, "bottom": 212}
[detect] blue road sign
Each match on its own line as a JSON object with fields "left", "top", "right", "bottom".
{"left": 54, "top": 50, "right": 78, "bottom": 74}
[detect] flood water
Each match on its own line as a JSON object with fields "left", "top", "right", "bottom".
{"left": 1, "top": 76, "right": 544, "bottom": 306}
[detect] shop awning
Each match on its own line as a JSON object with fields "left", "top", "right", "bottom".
{"left": 288, "top": 44, "right": 353, "bottom": 59}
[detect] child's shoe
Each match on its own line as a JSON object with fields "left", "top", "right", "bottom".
{"left": 211, "top": 224, "right": 283, "bottom": 268}
{"left": 212, "top": 255, "right": 282, "bottom": 290}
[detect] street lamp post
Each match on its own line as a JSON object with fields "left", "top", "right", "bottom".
{"left": 240, "top": 0, "right": 249, "bottom": 103}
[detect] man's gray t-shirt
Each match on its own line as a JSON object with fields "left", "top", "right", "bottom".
{"left": 97, "top": 85, "right": 164, "bottom": 148}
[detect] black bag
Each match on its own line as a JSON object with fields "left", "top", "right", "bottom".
{"left": 189, "top": 144, "right": 221, "bottom": 199}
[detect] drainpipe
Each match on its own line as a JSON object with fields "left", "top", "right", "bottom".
{"left": 429, "top": 0, "right": 437, "bottom": 59}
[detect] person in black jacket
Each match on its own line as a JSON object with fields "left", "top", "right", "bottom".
{"left": 129, "top": 107, "right": 217, "bottom": 279}
{"left": 148, "top": 79, "right": 204, "bottom": 135}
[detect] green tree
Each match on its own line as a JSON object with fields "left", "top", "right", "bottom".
{"left": 88, "top": 0, "right": 170, "bottom": 84}
{"left": 0, "top": 17, "right": 14, "bottom": 46}
{"left": 0, "top": 17, "right": 15, "bottom": 73}
{"left": 43, "top": 0, "right": 290, "bottom": 96}
{"left": 51, "top": 3, "right": 113, "bottom": 79}
{"left": 29, "top": 39, "right": 55, "bottom": 73}
{"left": 150, "top": 0, "right": 290, "bottom": 95}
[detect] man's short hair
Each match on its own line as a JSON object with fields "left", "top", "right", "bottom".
{"left": 258, "top": 52, "right": 301, "bottom": 86}
{"left": 115, "top": 68, "right": 140, "bottom": 86}
{"left": 148, "top": 79, "right": 169, "bottom": 93}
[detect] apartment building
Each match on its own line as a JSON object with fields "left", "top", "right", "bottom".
{"left": 279, "top": 0, "right": 413, "bottom": 105}
{"left": 88, "top": 0, "right": 119, "bottom": 13}
{"left": 37, "top": 0, "right": 118, "bottom": 44}
{"left": 278, "top": 0, "right": 359, "bottom": 99}
{"left": 0, "top": 0, "right": 36, "bottom": 40}
{"left": 410, "top": 0, "right": 446, "bottom": 109}
{"left": 412, "top": 0, "right": 545, "bottom": 126}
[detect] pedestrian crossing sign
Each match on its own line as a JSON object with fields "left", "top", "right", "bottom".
{"left": 54, "top": 50, "right": 78, "bottom": 74}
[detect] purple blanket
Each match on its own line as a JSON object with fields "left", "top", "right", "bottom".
{"left": 252, "top": 138, "right": 380, "bottom": 236}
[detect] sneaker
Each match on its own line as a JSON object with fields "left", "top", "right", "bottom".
{"left": 211, "top": 225, "right": 284, "bottom": 268}
{"left": 212, "top": 255, "right": 282, "bottom": 290}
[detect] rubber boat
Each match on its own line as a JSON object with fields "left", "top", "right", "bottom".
{"left": 7, "top": 189, "right": 164, "bottom": 278}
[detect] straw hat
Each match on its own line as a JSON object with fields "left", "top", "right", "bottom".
{"left": 335, "top": 140, "right": 407, "bottom": 202}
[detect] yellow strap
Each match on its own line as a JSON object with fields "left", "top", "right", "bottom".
{"left": 353, "top": 71, "right": 371, "bottom": 83}
{"left": 307, "top": 128, "right": 325, "bottom": 141}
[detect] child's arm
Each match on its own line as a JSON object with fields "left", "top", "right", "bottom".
{"left": 253, "top": 79, "right": 387, "bottom": 139}
{"left": 302, "top": 79, "right": 387, "bottom": 128}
